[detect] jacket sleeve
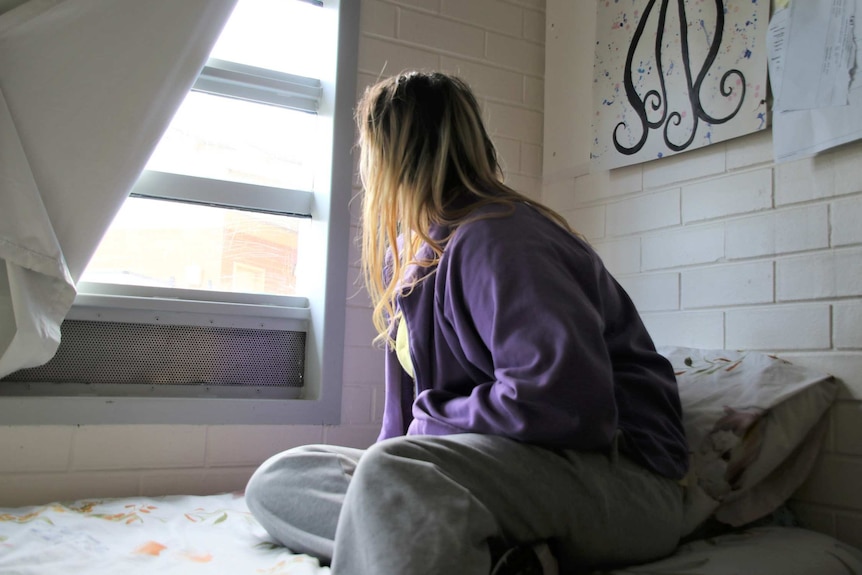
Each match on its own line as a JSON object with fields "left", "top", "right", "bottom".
{"left": 408, "top": 211, "right": 621, "bottom": 450}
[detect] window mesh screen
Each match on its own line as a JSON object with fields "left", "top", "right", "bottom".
{"left": 3, "top": 320, "right": 305, "bottom": 387}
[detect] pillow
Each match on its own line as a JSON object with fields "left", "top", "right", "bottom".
{"left": 657, "top": 346, "right": 837, "bottom": 535}
{"left": 598, "top": 526, "right": 862, "bottom": 575}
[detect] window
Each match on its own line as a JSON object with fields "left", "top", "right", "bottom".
{"left": 0, "top": 0, "right": 359, "bottom": 425}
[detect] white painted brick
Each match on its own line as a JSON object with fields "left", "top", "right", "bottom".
{"left": 493, "top": 137, "right": 521, "bottom": 175}
{"left": 357, "top": 36, "right": 439, "bottom": 76}
{"left": 344, "top": 305, "right": 378, "bottom": 347}
{"left": 681, "top": 261, "right": 774, "bottom": 308}
{"left": 836, "top": 513, "right": 862, "bottom": 549}
{"left": 341, "top": 385, "right": 375, "bottom": 424}
{"left": 140, "top": 470, "right": 206, "bottom": 496}
{"left": 520, "top": 143, "right": 543, "bottom": 176}
{"left": 640, "top": 311, "right": 725, "bottom": 349}
{"left": 834, "top": 301, "right": 862, "bottom": 349}
{"left": 563, "top": 205, "right": 604, "bottom": 240}
{"left": 524, "top": 75, "right": 544, "bottom": 110}
{"left": 343, "top": 344, "right": 386, "bottom": 385}
{"left": 390, "top": 0, "right": 440, "bottom": 12}
{"left": 0, "top": 472, "right": 141, "bottom": 507}
{"left": 440, "top": 57, "right": 524, "bottom": 104}
{"left": 593, "top": 237, "right": 641, "bottom": 276}
{"left": 616, "top": 272, "right": 679, "bottom": 312}
{"left": 484, "top": 102, "right": 543, "bottom": 144}
{"left": 794, "top": 454, "right": 862, "bottom": 512}
{"left": 440, "top": 0, "right": 522, "bottom": 37}
{"left": 505, "top": 173, "right": 542, "bottom": 200}
{"left": 726, "top": 129, "right": 773, "bottom": 170}
{"left": 682, "top": 169, "right": 772, "bottom": 223}
{"left": 72, "top": 425, "right": 207, "bottom": 471}
{"left": 323, "top": 424, "right": 380, "bottom": 449}
{"left": 774, "top": 205, "right": 830, "bottom": 254}
{"left": 642, "top": 225, "right": 724, "bottom": 271}
{"left": 347, "top": 244, "right": 361, "bottom": 275}
{"left": 505, "top": 0, "right": 544, "bottom": 9}
{"left": 0, "top": 426, "right": 72, "bottom": 473}
{"left": 777, "top": 248, "right": 862, "bottom": 301}
{"left": 725, "top": 304, "right": 831, "bottom": 350}
{"left": 345, "top": 266, "right": 372, "bottom": 309}
{"left": 485, "top": 32, "right": 545, "bottom": 75}
{"left": 542, "top": 177, "right": 577, "bottom": 212}
{"left": 355, "top": 71, "right": 382, "bottom": 98}
{"left": 372, "top": 386, "right": 386, "bottom": 423}
{"left": 780, "top": 352, "right": 862, "bottom": 400}
{"left": 398, "top": 10, "right": 484, "bottom": 57}
{"left": 607, "top": 164, "right": 645, "bottom": 195}
{"left": 775, "top": 154, "right": 835, "bottom": 206}
{"left": 205, "top": 425, "right": 324, "bottom": 467}
{"left": 572, "top": 164, "right": 643, "bottom": 204}
{"left": 202, "top": 467, "right": 257, "bottom": 495}
{"left": 349, "top": 191, "right": 363, "bottom": 225}
{"left": 831, "top": 195, "right": 862, "bottom": 247}
{"left": 725, "top": 212, "right": 774, "bottom": 259}
{"left": 642, "top": 145, "right": 726, "bottom": 190}
{"left": 523, "top": 8, "right": 545, "bottom": 42}
{"left": 833, "top": 402, "right": 862, "bottom": 456}
{"left": 361, "top": 0, "right": 397, "bottom": 37}
{"left": 726, "top": 205, "right": 829, "bottom": 259}
{"left": 606, "top": 189, "right": 680, "bottom": 236}
{"left": 831, "top": 141, "right": 862, "bottom": 196}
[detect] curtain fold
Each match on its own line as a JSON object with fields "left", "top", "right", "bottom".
{"left": 0, "top": 0, "right": 238, "bottom": 378}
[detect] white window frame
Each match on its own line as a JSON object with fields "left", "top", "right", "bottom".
{"left": 0, "top": 0, "right": 359, "bottom": 425}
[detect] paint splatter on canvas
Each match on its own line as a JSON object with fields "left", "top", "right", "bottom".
{"left": 591, "top": 0, "right": 769, "bottom": 170}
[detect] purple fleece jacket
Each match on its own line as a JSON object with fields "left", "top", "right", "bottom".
{"left": 378, "top": 202, "right": 689, "bottom": 480}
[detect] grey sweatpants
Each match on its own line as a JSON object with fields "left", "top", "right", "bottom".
{"left": 245, "top": 433, "right": 684, "bottom": 575}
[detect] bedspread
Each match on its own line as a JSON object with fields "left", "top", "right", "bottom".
{"left": 0, "top": 492, "right": 329, "bottom": 575}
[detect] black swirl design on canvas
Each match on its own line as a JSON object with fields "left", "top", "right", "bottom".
{"left": 612, "top": 0, "right": 746, "bottom": 155}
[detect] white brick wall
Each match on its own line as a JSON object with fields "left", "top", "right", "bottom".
{"left": 0, "top": 0, "right": 547, "bottom": 508}
{"left": 543, "top": 125, "right": 862, "bottom": 546}
{"left": 541, "top": 5, "right": 862, "bottom": 544}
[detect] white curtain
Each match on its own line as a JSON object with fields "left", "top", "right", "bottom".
{"left": 0, "top": 0, "right": 238, "bottom": 378}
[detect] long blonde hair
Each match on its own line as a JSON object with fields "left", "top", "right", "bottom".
{"left": 356, "top": 71, "right": 571, "bottom": 347}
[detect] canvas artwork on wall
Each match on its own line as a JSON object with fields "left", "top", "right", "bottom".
{"left": 591, "top": 0, "right": 770, "bottom": 171}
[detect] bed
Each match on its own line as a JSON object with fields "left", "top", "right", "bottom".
{"left": 2, "top": 347, "right": 862, "bottom": 574}
{"left": 3, "top": 493, "right": 862, "bottom": 575}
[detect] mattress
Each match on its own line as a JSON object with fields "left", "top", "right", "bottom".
{"left": 0, "top": 492, "right": 328, "bottom": 574}
{"left": 3, "top": 492, "right": 861, "bottom": 574}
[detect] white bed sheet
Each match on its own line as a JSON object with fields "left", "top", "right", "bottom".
{"left": 4, "top": 493, "right": 862, "bottom": 575}
{"left": 0, "top": 492, "right": 329, "bottom": 575}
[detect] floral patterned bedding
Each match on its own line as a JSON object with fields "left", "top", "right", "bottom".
{"left": 2, "top": 493, "right": 861, "bottom": 574}
{"left": 0, "top": 493, "right": 328, "bottom": 575}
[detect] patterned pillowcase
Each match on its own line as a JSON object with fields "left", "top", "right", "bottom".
{"left": 657, "top": 346, "right": 838, "bottom": 535}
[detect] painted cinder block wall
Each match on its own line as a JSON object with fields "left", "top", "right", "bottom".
{"left": 543, "top": 0, "right": 862, "bottom": 549}
{"left": 0, "top": 0, "right": 547, "bottom": 506}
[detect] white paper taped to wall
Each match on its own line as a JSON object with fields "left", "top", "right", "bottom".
{"left": 770, "top": 0, "right": 862, "bottom": 162}
{"left": 773, "top": 0, "right": 856, "bottom": 112}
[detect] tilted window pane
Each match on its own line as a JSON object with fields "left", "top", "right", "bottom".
{"left": 210, "top": 0, "right": 326, "bottom": 78}
{"left": 83, "top": 197, "right": 309, "bottom": 296}
{"left": 144, "top": 91, "right": 319, "bottom": 191}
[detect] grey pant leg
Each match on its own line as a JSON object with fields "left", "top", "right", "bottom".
{"left": 331, "top": 434, "right": 684, "bottom": 575}
{"left": 244, "top": 444, "right": 364, "bottom": 563}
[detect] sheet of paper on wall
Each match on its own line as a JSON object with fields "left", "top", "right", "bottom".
{"left": 590, "top": 0, "right": 770, "bottom": 172}
{"left": 771, "top": 0, "right": 862, "bottom": 163}
{"left": 773, "top": 0, "right": 855, "bottom": 112}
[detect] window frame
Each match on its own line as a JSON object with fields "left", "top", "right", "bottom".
{"left": 0, "top": 0, "right": 359, "bottom": 425}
